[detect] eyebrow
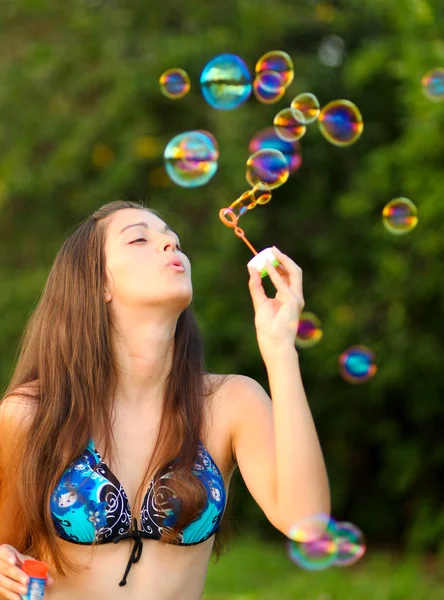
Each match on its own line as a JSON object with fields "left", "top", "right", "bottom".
{"left": 118, "top": 221, "right": 180, "bottom": 240}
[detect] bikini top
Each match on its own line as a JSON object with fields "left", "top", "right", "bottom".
{"left": 50, "top": 438, "right": 227, "bottom": 586}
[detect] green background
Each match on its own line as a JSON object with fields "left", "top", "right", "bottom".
{"left": 1, "top": 0, "right": 443, "bottom": 595}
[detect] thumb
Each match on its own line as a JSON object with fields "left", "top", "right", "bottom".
{"left": 247, "top": 265, "right": 267, "bottom": 312}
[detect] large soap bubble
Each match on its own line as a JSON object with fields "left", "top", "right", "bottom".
{"left": 318, "top": 99, "right": 363, "bottom": 146}
{"left": 253, "top": 70, "right": 286, "bottom": 104}
{"left": 164, "top": 130, "right": 219, "bottom": 188}
{"left": 200, "top": 53, "right": 252, "bottom": 110}
{"left": 256, "top": 50, "right": 294, "bottom": 89}
{"left": 290, "top": 93, "right": 320, "bottom": 124}
{"left": 249, "top": 127, "right": 302, "bottom": 174}
{"left": 246, "top": 149, "right": 289, "bottom": 190}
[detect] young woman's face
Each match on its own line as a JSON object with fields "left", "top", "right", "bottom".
{"left": 103, "top": 208, "right": 192, "bottom": 312}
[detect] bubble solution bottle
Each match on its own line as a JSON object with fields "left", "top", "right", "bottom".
{"left": 21, "top": 560, "right": 48, "bottom": 600}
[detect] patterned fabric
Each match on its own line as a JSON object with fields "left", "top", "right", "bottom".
{"left": 50, "top": 439, "right": 226, "bottom": 547}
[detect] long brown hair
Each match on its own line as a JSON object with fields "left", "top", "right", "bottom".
{"left": 0, "top": 200, "right": 232, "bottom": 579}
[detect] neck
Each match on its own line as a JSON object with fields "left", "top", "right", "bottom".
{"left": 111, "top": 315, "right": 178, "bottom": 408}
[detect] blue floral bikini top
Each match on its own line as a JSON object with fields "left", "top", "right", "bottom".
{"left": 50, "top": 438, "right": 227, "bottom": 586}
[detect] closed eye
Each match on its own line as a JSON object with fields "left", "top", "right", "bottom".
{"left": 130, "top": 238, "right": 182, "bottom": 252}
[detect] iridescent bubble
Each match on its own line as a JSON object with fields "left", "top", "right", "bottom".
{"left": 296, "top": 313, "right": 323, "bottom": 348}
{"left": 287, "top": 515, "right": 339, "bottom": 571}
{"left": 318, "top": 100, "right": 363, "bottom": 146}
{"left": 256, "top": 50, "right": 294, "bottom": 89}
{"left": 333, "top": 522, "right": 367, "bottom": 567}
{"left": 253, "top": 70, "right": 286, "bottom": 104}
{"left": 246, "top": 149, "right": 289, "bottom": 190}
{"left": 273, "top": 108, "right": 307, "bottom": 142}
{"left": 159, "top": 68, "right": 191, "bottom": 100}
{"left": 339, "top": 345, "right": 377, "bottom": 384}
{"left": 249, "top": 127, "right": 302, "bottom": 174}
{"left": 421, "top": 68, "right": 444, "bottom": 101}
{"left": 290, "top": 93, "right": 320, "bottom": 124}
{"left": 200, "top": 54, "right": 252, "bottom": 110}
{"left": 382, "top": 198, "right": 418, "bottom": 235}
{"left": 164, "top": 130, "right": 219, "bottom": 188}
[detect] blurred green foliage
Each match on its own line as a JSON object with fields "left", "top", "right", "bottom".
{"left": 1, "top": 0, "right": 444, "bottom": 553}
{"left": 203, "top": 535, "right": 444, "bottom": 599}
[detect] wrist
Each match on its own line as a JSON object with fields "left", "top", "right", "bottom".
{"left": 259, "top": 340, "right": 299, "bottom": 363}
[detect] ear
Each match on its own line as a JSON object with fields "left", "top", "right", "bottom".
{"left": 104, "top": 288, "right": 112, "bottom": 303}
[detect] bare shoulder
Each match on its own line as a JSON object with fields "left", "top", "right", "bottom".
{"left": 0, "top": 380, "right": 39, "bottom": 439}
{"left": 207, "top": 373, "right": 269, "bottom": 411}
{"left": 204, "top": 373, "right": 271, "bottom": 465}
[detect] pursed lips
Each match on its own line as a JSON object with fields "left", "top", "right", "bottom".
{"left": 167, "top": 257, "right": 185, "bottom": 269}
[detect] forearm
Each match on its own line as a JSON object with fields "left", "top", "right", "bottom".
{"left": 263, "top": 345, "right": 330, "bottom": 531}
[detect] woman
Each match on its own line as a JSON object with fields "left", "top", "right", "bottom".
{"left": 0, "top": 199, "right": 330, "bottom": 600}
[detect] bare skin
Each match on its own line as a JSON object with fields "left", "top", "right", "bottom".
{"left": 1, "top": 208, "right": 329, "bottom": 598}
{"left": 46, "top": 375, "right": 237, "bottom": 600}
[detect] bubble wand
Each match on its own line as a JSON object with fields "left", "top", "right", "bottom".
{"left": 219, "top": 183, "right": 280, "bottom": 278}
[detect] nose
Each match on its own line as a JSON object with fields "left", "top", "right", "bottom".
{"left": 160, "top": 236, "right": 179, "bottom": 253}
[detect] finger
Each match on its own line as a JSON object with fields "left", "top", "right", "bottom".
{"left": 265, "top": 259, "right": 293, "bottom": 298}
{"left": 271, "top": 247, "right": 303, "bottom": 290}
{"left": 247, "top": 265, "right": 268, "bottom": 312}
{"left": 0, "top": 546, "right": 20, "bottom": 566}
{"left": 0, "top": 560, "right": 29, "bottom": 588}
{"left": 0, "top": 586, "right": 22, "bottom": 600}
{"left": 0, "top": 572, "right": 28, "bottom": 598}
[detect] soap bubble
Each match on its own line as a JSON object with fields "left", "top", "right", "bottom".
{"left": 273, "top": 108, "right": 307, "bottom": 142}
{"left": 421, "top": 68, "right": 444, "bottom": 101}
{"left": 287, "top": 514, "right": 339, "bottom": 571}
{"left": 164, "top": 130, "right": 219, "bottom": 188}
{"left": 333, "top": 522, "right": 367, "bottom": 567}
{"left": 295, "top": 313, "right": 323, "bottom": 348}
{"left": 339, "top": 345, "right": 377, "bottom": 384}
{"left": 246, "top": 149, "right": 289, "bottom": 190}
{"left": 318, "top": 35, "right": 345, "bottom": 67}
{"left": 253, "top": 70, "right": 286, "bottom": 104}
{"left": 200, "top": 54, "right": 252, "bottom": 110}
{"left": 290, "top": 93, "right": 320, "bottom": 124}
{"left": 382, "top": 198, "right": 418, "bottom": 235}
{"left": 318, "top": 100, "right": 363, "bottom": 146}
{"left": 249, "top": 127, "right": 302, "bottom": 174}
{"left": 256, "top": 50, "right": 294, "bottom": 89}
{"left": 159, "top": 68, "right": 190, "bottom": 99}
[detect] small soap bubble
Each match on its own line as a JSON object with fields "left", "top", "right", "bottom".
{"left": 253, "top": 70, "right": 286, "bottom": 104}
{"left": 164, "top": 130, "right": 219, "bottom": 188}
{"left": 291, "top": 93, "right": 320, "bottom": 124}
{"left": 421, "top": 68, "right": 444, "bottom": 101}
{"left": 287, "top": 514, "right": 339, "bottom": 571}
{"left": 318, "top": 100, "right": 363, "bottom": 146}
{"left": 273, "top": 108, "right": 307, "bottom": 142}
{"left": 200, "top": 54, "right": 252, "bottom": 110}
{"left": 230, "top": 185, "right": 272, "bottom": 219}
{"left": 333, "top": 522, "right": 367, "bottom": 567}
{"left": 256, "top": 50, "right": 294, "bottom": 89}
{"left": 246, "top": 149, "right": 289, "bottom": 190}
{"left": 296, "top": 313, "right": 323, "bottom": 348}
{"left": 339, "top": 345, "right": 377, "bottom": 384}
{"left": 159, "top": 68, "right": 191, "bottom": 99}
{"left": 382, "top": 198, "right": 418, "bottom": 235}
{"left": 249, "top": 127, "right": 302, "bottom": 174}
